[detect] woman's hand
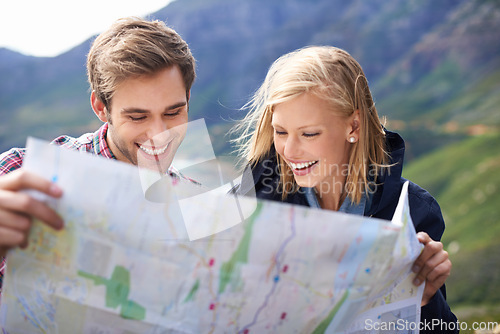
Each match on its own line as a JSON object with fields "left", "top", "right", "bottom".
{"left": 412, "top": 232, "right": 452, "bottom": 306}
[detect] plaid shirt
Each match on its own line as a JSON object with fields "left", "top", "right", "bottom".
{"left": 0, "top": 123, "right": 192, "bottom": 293}
{"left": 0, "top": 123, "right": 115, "bottom": 175}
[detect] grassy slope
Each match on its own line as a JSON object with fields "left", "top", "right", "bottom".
{"left": 376, "top": 60, "right": 500, "bottom": 129}
{"left": 402, "top": 133, "right": 500, "bottom": 322}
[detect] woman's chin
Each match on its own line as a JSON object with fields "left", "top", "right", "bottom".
{"left": 293, "top": 176, "right": 317, "bottom": 189}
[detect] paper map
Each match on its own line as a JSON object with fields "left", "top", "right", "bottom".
{"left": 0, "top": 137, "right": 424, "bottom": 333}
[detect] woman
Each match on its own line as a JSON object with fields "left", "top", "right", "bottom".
{"left": 233, "top": 46, "right": 457, "bottom": 331}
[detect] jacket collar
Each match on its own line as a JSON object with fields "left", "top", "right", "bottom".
{"left": 245, "top": 130, "right": 407, "bottom": 216}
{"left": 365, "top": 130, "right": 405, "bottom": 217}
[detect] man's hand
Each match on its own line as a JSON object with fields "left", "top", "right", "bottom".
{"left": 0, "top": 169, "right": 63, "bottom": 258}
{"left": 412, "top": 232, "right": 452, "bottom": 306}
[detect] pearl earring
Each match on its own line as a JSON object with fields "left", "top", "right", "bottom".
{"left": 349, "top": 137, "right": 356, "bottom": 143}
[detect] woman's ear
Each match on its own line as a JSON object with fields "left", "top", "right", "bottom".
{"left": 347, "top": 109, "right": 361, "bottom": 142}
{"left": 91, "top": 91, "right": 108, "bottom": 123}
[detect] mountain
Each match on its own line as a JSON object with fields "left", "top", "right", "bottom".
{"left": 0, "top": 43, "right": 94, "bottom": 152}
{"left": 2, "top": 0, "right": 498, "bottom": 156}
{"left": 374, "top": 0, "right": 500, "bottom": 129}
{"left": 155, "top": 0, "right": 496, "bottom": 155}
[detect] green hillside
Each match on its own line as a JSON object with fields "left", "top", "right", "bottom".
{"left": 403, "top": 133, "right": 500, "bottom": 321}
{"left": 377, "top": 63, "right": 500, "bottom": 128}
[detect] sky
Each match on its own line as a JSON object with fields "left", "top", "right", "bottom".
{"left": 0, "top": 0, "right": 174, "bottom": 57}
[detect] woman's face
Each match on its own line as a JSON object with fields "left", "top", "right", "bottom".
{"left": 272, "top": 92, "right": 356, "bottom": 194}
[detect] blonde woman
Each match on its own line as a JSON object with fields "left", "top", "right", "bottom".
{"left": 233, "top": 46, "right": 457, "bottom": 332}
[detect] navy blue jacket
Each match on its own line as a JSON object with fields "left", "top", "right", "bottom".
{"left": 236, "top": 130, "right": 458, "bottom": 333}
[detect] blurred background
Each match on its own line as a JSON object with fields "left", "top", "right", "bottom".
{"left": 1, "top": 0, "right": 499, "bottom": 330}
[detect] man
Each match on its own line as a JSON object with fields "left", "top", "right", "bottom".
{"left": 0, "top": 17, "right": 196, "bottom": 292}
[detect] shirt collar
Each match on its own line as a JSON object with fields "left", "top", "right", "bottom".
{"left": 94, "top": 123, "right": 117, "bottom": 159}
{"left": 304, "top": 187, "right": 368, "bottom": 216}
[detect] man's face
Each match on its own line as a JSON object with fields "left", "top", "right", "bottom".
{"left": 94, "top": 66, "right": 189, "bottom": 173}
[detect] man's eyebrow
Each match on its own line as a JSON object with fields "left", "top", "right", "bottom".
{"left": 120, "top": 108, "right": 149, "bottom": 114}
{"left": 166, "top": 102, "right": 187, "bottom": 110}
{"left": 120, "top": 102, "right": 187, "bottom": 114}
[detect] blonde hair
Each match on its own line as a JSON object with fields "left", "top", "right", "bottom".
{"left": 233, "top": 46, "right": 388, "bottom": 204}
{"left": 87, "top": 17, "right": 195, "bottom": 110}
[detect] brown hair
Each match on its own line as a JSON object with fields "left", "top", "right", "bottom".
{"left": 87, "top": 17, "right": 196, "bottom": 109}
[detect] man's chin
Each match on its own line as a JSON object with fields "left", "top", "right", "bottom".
{"left": 137, "top": 158, "right": 172, "bottom": 175}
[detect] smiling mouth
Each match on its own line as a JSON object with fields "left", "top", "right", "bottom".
{"left": 289, "top": 160, "right": 319, "bottom": 170}
{"left": 138, "top": 142, "right": 170, "bottom": 156}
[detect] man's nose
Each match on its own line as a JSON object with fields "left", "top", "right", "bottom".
{"left": 147, "top": 119, "right": 168, "bottom": 139}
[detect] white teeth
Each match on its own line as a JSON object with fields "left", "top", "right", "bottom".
{"left": 289, "top": 160, "right": 318, "bottom": 170}
{"left": 139, "top": 143, "right": 169, "bottom": 156}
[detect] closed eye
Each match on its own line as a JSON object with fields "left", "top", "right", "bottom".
{"left": 303, "top": 132, "right": 319, "bottom": 138}
{"left": 129, "top": 116, "right": 146, "bottom": 121}
{"left": 165, "top": 109, "right": 182, "bottom": 117}
{"left": 275, "top": 130, "right": 287, "bottom": 136}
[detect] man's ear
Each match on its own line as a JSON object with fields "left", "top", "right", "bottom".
{"left": 91, "top": 91, "right": 108, "bottom": 123}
